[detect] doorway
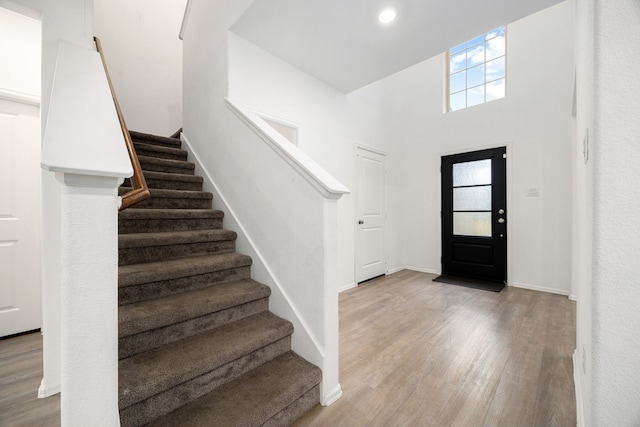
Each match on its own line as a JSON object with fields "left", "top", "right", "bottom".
{"left": 356, "top": 146, "right": 387, "bottom": 284}
{"left": 440, "top": 147, "right": 507, "bottom": 283}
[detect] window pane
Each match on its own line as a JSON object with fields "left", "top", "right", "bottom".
{"left": 486, "top": 78, "right": 506, "bottom": 102}
{"left": 449, "top": 91, "right": 466, "bottom": 112}
{"left": 450, "top": 43, "right": 466, "bottom": 55}
{"left": 466, "top": 35, "right": 485, "bottom": 47}
{"left": 450, "top": 71, "right": 466, "bottom": 94}
{"left": 486, "top": 57, "right": 505, "bottom": 81}
{"left": 454, "top": 186, "right": 492, "bottom": 211}
{"left": 450, "top": 51, "right": 466, "bottom": 73}
{"left": 454, "top": 212, "right": 492, "bottom": 237}
{"left": 486, "top": 27, "right": 505, "bottom": 41}
{"left": 453, "top": 159, "right": 492, "bottom": 186}
{"left": 467, "top": 43, "right": 485, "bottom": 67}
{"left": 486, "top": 35, "right": 505, "bottom": 60}
{"left": 467, "top": 64, "right": 484, "bottom": 88}
{"left": 467, "top": 85, "right": 485, "bottom": 107}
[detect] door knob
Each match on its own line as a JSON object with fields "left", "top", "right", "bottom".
{"left": 358, "top": 220, "right": 364, "bottom": 224}
{"left": 498, "top": 218, "right": 505, "bottom": 224}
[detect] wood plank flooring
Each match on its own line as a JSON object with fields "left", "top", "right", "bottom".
{"left": 0, "top": 332, "right": 59, "bottom": 427}
{"left": 294, "top": 270, "right": 576, "bottom": 427}
{"left": 0, "top": 269, "right": 576, "bottom": 426}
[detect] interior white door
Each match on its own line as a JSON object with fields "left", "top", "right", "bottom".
{"left": 356, "top": 147, "right": 387, "bottom": 283}
{"left": 0, "top": 99, "right": 42, "bottom": 337}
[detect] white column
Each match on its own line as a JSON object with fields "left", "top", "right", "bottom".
{"left": 57, "top": 174, "right": 122, "bottom": 427}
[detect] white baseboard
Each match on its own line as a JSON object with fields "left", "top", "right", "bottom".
{"left": 321, "top": 383, "right": 343, "bottom": 406}
{"left": 338, "top": 282, "right": 356, "bottom": 293}
{"left": 386, "top": 266, "right": 405, "bottom": 275}
{"left": 569, "top": 294, "right": 578, "bottom": 301}
{"left": 509, "top": 281, "right": 570, "bottom": 297}
{"left": 404, "top": 265, "right": 440, "bottom": 275}
{"left": 573, "top": 349, "right": 585, "bottom": 427}
{"left": 38, "top": 378, "right": 60, "bottom": 398}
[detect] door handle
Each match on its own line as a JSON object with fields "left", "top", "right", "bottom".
{"left": 358, "top": 220, "right": 364, "bottom": 224}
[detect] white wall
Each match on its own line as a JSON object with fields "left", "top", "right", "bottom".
{"left": 0, "top": 7, "right": 40, "bottom": 98}
{"left": 228, "top": 32, "right": 404, "bottom": 290}
{"left": 590, "top": 0, "right": 640, "bottom": 424}
{"left": 370, "top": 2, "right": 574, "bottom": 294}
{"left": 93, "top": 0, "right": 186, "bottom": 136}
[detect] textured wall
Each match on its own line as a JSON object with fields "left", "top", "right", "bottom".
{"left": 591, "top": 0, "right": 640, "bottom": 424}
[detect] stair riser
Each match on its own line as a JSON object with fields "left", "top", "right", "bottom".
{"left": 263, "top": 385, "right": 320, "bottom": 427}
{"left": 119, "top": 298, "right": 269, "bottom": 359}
{"left": 130, "top": 133, "right": 181, "bottom": 149}
{"left": 123, "top": 177, "right": 202, "bottom": 191}
{"left": 119, "top": 266, "right": 251, "bottom": 305}
{"left": 139, "top": 162, "right": 194, "bottom": 175}
{"left": 134, "top": 146, "right": 187, "bottom": 162}
{"left": 119, "top": 217, "right": 222, "bottom": 234}
{"left": 132, "top": 197, "right": 212, "bottom": 210}
{"left": 120, "top": 337, "right": 292, "bottom": 427}
{"left": 119, "top": 241, "right": 235, "bottom": 266}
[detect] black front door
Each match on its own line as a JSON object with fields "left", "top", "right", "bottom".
{"left": 441, "top": 147, "right": 507, "bottom": 283}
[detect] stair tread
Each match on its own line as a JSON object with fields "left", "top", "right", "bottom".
{"left": 118, "top": 253, "right": 252, "bottom": 288}
{"left": 119, "top": 311, "right": 294, "bottom": 409}
{"left": 130, "top": 131, "right": 181, "bottom": 148}
{"left": 119, "top": 187, "right": 212, "bottom": 200}
{"left": 141, "top": 171, "right": 203, "bottom": 183}
{"left": 119, "top": 279, "right": 270, "bottom": 338}
{"left": 118, "top": 208, "right": 222, "bottom": 220}
{"left": 119, "top": 229, "right": 236, "bottom": 249}
{"left": 133, "top": 141, "right": 188, "bottom": 158}
{"left": 149, "top": 351, "right": 321, "bottom": 427}
{"left": 138, "top": 155, "right": 195, "bottom": 169}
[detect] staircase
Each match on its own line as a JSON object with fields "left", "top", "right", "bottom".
{"left": 117, "top": 130, "right": 321, "bottom": 427}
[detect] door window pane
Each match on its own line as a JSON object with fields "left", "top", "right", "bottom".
{"left": 453, "top": 159, "right": 491, "bottom": 186}
{"left": 454, "top": 212, "right": 492, "bottom": 237}
{"left": 454, "top": 186, "right": 491, "bottom": 211}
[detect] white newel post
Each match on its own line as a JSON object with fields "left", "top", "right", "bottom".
{"left": 57, "top": 174, "right": 123, "bottom": 426}
{"left": 41, "top": 41, "right": 132, "bottom": 427}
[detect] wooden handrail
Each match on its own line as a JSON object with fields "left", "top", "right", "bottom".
{"left": 94, "top": 37, "right": 150, "bottom": 210}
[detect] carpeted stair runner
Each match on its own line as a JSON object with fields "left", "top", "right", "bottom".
{"left": 118, "top": 131, "right": 321, "bottom": 427}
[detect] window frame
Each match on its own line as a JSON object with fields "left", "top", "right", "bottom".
{"left": 446, "top": 26, "right": 508, "bottom": 112}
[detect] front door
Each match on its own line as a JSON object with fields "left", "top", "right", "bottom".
{"left": 441, "top": 147, "right": 507, "bottom": 282}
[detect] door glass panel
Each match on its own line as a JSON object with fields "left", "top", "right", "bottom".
{"left": 453, "top": 159, "right": 491, "bottom": 186}
{"left": 454, "top": 186, "right": 491, "bottom": 211}
{"left": 454, "top": 212, "right": 492, "bottom": 237}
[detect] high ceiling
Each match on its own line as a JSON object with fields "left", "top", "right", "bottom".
{"left": 231, "top": 0, "right": 565, "bottom": 93}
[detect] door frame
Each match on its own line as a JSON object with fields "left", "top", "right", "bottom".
{"left": 439, "top": 141, "right": 513, "bottom": 285}
{"left": 354, "top": 144, "right": 388, "bottom": 286}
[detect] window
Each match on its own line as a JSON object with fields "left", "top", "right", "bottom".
{"left": 448, "top": 27, "right": 506, "bottom": 112}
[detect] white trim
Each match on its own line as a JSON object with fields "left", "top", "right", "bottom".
{"left": 386, "top": 266, "right": 405, "bottom": 275}
{"left": 573, "top": 349, "right": 585, "bottom": 427}
{"left": 338, "top": 282, "right": 356, "bottom": 293}
{"left": 404, "top": 265, "right": 440, "bottom": 275}
{"left": 321, "top": 383, "right": 343, "bottom": 406}
{"left": 509, "top": 281, "right": 570, "bottom": 296}
{"left": 225, "top": 97, "right": 349, "bottom": 199}
{"left": 569, "top": 294, "right": 578, "bottom": 301}
{"left": 178, "top": 0, "right": 192, "bottom": 41}
{"left": 38, "top": 379, "right": 60, "bottom": 398}
{"left": 0, "top": 88, "right": 40, "bottom": 106}
{"left": 355, "top": 143, "right": 388, "bottom": 157}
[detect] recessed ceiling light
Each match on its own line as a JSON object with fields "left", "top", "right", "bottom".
{"left": 378, "top": 8, "right": 396, "bottom": 24}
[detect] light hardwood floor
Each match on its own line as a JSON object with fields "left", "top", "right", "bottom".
{"left": 294, "top": 270, "right": 576, "bottom": 427}
{"left": 0, "top": 270, "right": 576, "bottom": 427}
{"left": 0, "top": 332, "right": 59, "bottom": 427}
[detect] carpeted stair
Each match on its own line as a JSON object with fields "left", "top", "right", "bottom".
{"left": 117, "top": 130, "right": 321, "bottom": 427}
